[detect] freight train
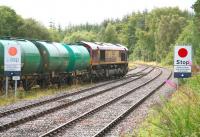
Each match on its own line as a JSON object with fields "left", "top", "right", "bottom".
{"left": 0, "top": 37, "right": 128, "bottom": 91}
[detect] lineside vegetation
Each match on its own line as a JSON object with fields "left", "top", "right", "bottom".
{"left": 130, "top": 74, "right": 200, "bottom": 137}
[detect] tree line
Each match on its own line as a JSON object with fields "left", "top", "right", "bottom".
{"left": 0, "top": 1, "right": 200, "bottom": 65}
{"left": 0, "top": 6, "right": 63, "bottom": 41}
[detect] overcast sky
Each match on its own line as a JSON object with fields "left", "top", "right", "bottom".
{"left": 0, "top": 0, "right": 195, "bottom": 28}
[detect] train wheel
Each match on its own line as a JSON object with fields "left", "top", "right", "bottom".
{"left": 38, "top": 79, "right": 48, "bottom": 89}
{"left": 22, "top": 79, "right": 32, "bottom": 91}
{"left": 57, "top": 78, "right": 65, "bottom": 88}
{"left": 0, "top": 80, "right": 6, "bottom": 93}
{"left": 67, "top": 76, "right": 73, "bottom": 85}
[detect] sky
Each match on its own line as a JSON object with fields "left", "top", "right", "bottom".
{"left": 0, "top": 0, "right": 196, "bottom": 28}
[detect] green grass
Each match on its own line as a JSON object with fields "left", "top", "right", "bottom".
{"left": 130, "top": 60, "right": 172, "bottom": 69}
{"left": 124, "top": 74, "right": 200, "bottom": 137}
{"left": 0, "top": 83, "right": 92, "bottom": 106}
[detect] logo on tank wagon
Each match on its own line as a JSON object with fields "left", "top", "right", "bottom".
{"left": 4, "top": 44, "right": 21, "bottom": 75}
{"left": 8, "top": 47, "right": 17, "bottom": 56}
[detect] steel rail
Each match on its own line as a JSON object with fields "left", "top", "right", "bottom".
{"left": 0, "top": 66, "right": 152, "bottom": 132}
{"left": 93, "top": 69, "right": 172, "bottom": 137}
{"left": 40, "top": 68, "right": 162, "bottom": 137}
{"left": 0, "top": 66, "right": 146, "bottom": 118}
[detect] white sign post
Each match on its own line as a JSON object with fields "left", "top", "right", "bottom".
{"left": 174, "top": 45, "right": 192, "bottom": 89}
{"left": 174, "top": 46, "right": 192, "bottom": 78}
{"left": 4, "top": 44, "right": 21, "bottom": 97}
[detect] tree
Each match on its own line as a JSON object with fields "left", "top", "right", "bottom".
{"left": 193, "top": 0, "right": 200, "bottom": 16}
{"left": 48, "top": 29, "right": 63, "bottom": 42}
{"left": 155, "top": 15, "right": 188, "bottom": 61}
{"left": 125, "top": 12, "right": 147, "bottom": 53}
{"left": 191, "top": 0, "right": 200, "bottom": 64}
{"left": 0, "top": 6, "right": 23, "bottom": 36}
{"left": 99, "top": 23, "right": 119, "bottom": 43}
{"left": 133, "top": 29, "right": 155, "bottom": 61}
{"left": 18, "top": 18, "right": 51, "bottom": 40}
{"left": 63, "top": 31, "right": 97, "bottom": 43}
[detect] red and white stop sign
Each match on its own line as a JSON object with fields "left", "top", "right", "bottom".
{"left": 4, "top": 44, "right": 21, "bottom": 72}
{"left": 174, "top": 46, "right": 192, "bottom": 66}
{"left": 174, "top": 46, "right": 192, "bottom": 78}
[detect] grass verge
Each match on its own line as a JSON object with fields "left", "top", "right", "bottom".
{"left": 125, "top": 74, "right": 200, "bottom": 137}
{"left": 130, "top": 60, "right": 172, "bottom": 69}
{"left": 0, "top": 83, "right": 92, "bottom": 107}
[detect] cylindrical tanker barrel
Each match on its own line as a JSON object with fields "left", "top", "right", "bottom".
{"left": 63, "top": 44, "right": 90, "bottom": 72}
{"left": 31, "top": 41, "right": 69, "bottom": 73}
{"left": 0, "top": 39, "right": 41, "bottom": 76}
{"left": 52, "top": 42, "right": 69, "bottom": 72}
{"left": 17, "top": 40, "right": 41, "bottom": 74}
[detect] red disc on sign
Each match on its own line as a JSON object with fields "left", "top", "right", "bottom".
{"left": 8, "top": 47, "right": 17, "bottom": 56}
{"left": 178, "top": 48, "right": 188, "bottom": 58}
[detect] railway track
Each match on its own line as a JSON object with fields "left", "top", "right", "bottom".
{"left": 0, "top": 66, "right": 152, "bottom": 132}
{"left": 0, "top": 65, "right": 144, "bottom": 118}
{"left": 40, "top": 68, "right": 171, "bottom": 137}
{"left": 93, "top": 69, "right": 172, "bottom": 137}
{"left": 128, "top": 66, "right": 137, "bottom": 71}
